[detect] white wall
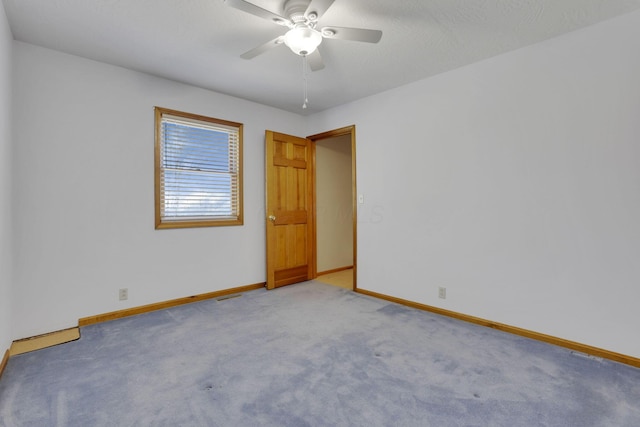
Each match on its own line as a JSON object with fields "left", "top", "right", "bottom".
{"left": 0, "top": 2, "right": 13, "bottom": 353}
{"left": 316, "top": 135, "right": 353, "bottom": 272}
{"left": 308, "top": 10, "right": 640, "bottom": 358}
{"left": 12, "top": 42, "right": 306, "bottom": 339}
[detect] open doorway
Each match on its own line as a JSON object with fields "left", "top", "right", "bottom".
{"left": 308, "top": 126, "right": 356, "bottom": 290}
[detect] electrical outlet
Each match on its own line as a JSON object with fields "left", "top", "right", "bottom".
{"left": 438, "top": 286, "right": 446, "bottom": 299}
{"left": 119, "top": 288, "right": 128, "bottom": 301}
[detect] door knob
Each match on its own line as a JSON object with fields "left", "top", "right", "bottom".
{"left": 268, "top": 215, "right": 276, "bottom": 222}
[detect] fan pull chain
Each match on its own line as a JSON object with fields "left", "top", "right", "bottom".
{"left": 302, "top": 55, "right": 309, "bottom": 109}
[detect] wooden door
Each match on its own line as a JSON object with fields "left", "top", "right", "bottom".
{"left": 265, "top": 131, "right": 315, "bottom": 289}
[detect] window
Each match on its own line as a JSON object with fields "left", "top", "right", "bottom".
{"left": 154, "top": 107, "right": 243, "bottom": 229}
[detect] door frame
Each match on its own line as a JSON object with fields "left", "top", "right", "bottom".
{"left": 307, "top": 125, "right": 357, "bottom": 290}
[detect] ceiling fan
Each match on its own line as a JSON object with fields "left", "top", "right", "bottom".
{"left": 224, "top": 0, "right": 383, "bottom": 71}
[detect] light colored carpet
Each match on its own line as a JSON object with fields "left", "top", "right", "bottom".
{"left": 1, "top": 281, "right": 639, "bottom": 426}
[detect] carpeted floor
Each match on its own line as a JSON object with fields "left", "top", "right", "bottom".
{"left": 1, "top": 281, "right": 639, "bottom": 426}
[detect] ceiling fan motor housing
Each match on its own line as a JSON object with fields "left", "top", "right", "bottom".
{"left": 284, "top": 0, "right": 313, "bottom": 23}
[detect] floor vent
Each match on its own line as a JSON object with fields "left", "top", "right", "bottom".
{"left": 217, "top": 294, "right": 242, "bottom": 302}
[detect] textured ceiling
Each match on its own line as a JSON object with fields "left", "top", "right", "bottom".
{"left": 4, "top": 0, "right": 640, "bottom": 115}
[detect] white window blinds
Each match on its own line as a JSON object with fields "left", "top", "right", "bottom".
{"left": 155, "top": 108, "right": 243, "bottom": 228}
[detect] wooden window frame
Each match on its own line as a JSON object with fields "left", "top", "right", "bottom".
{"left": 154, "top": 107, "right": 243, "bottom": 229}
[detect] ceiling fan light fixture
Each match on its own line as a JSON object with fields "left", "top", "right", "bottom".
{"left": 284, "top": 25, "right": 322, "bottom": 56}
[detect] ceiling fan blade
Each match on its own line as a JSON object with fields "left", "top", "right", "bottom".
{"left": 240, "top": 36, "right": 285, "bottom": 59}
{"left": 320, "top": 26, "right": 383, "bottom": 43}
{"left": 305, "top": 0, "right": 335, "bottom": 21}
{"left": 306, "top": 49, "right": 325, "bottom": 71}
{"left": 224, "top": 0, "right": 291, "bottom": 26}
